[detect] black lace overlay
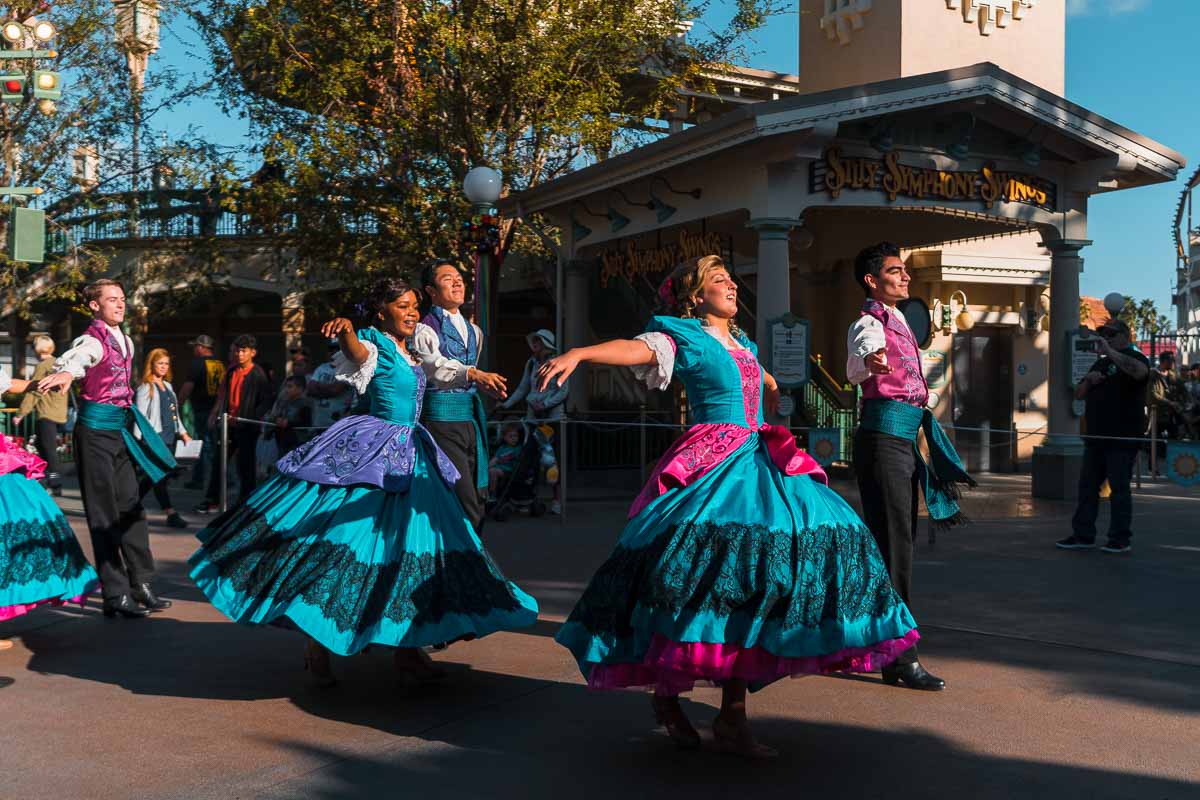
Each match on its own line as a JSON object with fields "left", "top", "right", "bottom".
{"left": 196, "top": 505, "right": 526, "bottom": 635}
{"left": 0, "top": 518, "right": 95, "bottom": 591}
{"left": 567, "top": 520, "right": 901, "bottom": 638}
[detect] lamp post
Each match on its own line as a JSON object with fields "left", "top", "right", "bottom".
{"left": 461, "top": 165, "right": 503, "bottom": 368}
{"left": 113, "top": 0, "right": 160, "bottom": 234}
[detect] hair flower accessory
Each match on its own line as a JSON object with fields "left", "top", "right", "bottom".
{"left": 657, "top": 277, "right": 674, "bottom": 306}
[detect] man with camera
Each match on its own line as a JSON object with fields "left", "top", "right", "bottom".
{"left": 1057, "top": 319, "right": 1149, "bottom": 554}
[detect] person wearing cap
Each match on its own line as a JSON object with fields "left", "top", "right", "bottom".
{"left": 499, "top": 328, "right": 568, "bottom": 513}
{"left": 178, "top": 334, "right": 226, "bottom": 490}
{"left": 412, "top": 259, "right": 509, "bottom": 531}
{"left": 1057, "top": 318, "right": 1149, "bottom": 555}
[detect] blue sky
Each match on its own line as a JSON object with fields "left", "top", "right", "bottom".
{"left": 149, "top": 0, "right": 1197, "bottom": 318}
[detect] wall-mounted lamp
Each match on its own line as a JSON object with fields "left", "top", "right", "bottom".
{"left": 651, "top": 175, "right": 702, "bottom": 200}
{"left": 606, "top": 206, "right": 631, "bottom": 232}
{"left": 570, "top": 212, "right": 592, "bottom": 242}
{"left": 932, "top": 290, "right": 974, "bottom": 334}
{"left": 649, "top": 192, "right": 677, "bottom": 223}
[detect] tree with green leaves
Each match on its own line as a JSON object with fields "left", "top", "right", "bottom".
{"left": 187, "top": 0, "right": 782, "bottom": 292}
{"left": 1118, "top": 296, "right": 1172, "bottom": 342}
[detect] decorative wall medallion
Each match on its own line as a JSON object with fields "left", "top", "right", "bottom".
{"left": 820, "top": 0, "right": 872, "bottom": 46}
{"left": 945, "top": 0, "right": 1035, "bottom": 36}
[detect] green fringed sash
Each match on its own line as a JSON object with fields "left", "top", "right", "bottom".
{"left": 423, "top": 391, "right": 488, "bottom": 489}
{"left": 78, "top": 401, "right": 177, "bottom": 485}
{"left": 861, "top": 399, "right": 976, "bottom": 532}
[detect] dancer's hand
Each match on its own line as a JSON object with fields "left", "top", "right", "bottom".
{"left": 37, "top": 371, "right": 73, "bottom": 394}
{"left": 468, "top": 368, "right": 508, "bottom": 399}
{"left": 865, "top": 349, "right": 892, "bottom": 375}
{"left": 321, "top": 318, "right": 355, "bottom": 340}
{"left": 538, "top": 351, "right": 581, "bottom": 391}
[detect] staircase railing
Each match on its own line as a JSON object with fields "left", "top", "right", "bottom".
{"left": 799, "top": 354, "right": 859, "bottom": 462}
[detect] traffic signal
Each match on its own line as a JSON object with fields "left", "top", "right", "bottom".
{"left": 1, "top": 72, "right": 25, "bottom": 104}
{"left": 8, "top": 206, "right": 46, "bottom": 264}
{"left": 32, "top": 70, "right": 60, "bottom": 100}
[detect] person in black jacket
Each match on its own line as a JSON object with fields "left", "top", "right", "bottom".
{"left": 195, "top": 335, "right": 273, "bottom": 512}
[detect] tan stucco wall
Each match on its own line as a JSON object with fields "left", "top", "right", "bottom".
{"left": 798, "top": 0, "right": 1065, "bottom": 95}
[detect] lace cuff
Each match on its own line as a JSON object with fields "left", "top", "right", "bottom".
{"left": 333, "top": 340, "right": 379, "bottom": 394}
{"left": 630, "top": 332, "right": 676, "bottom": 391}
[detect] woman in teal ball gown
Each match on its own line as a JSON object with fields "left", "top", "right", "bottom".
{"left": 188, "top": 277, "right": 538, "bottom": 685}
{"left": 537, "top": 255, "right": 918, "bottom": 758}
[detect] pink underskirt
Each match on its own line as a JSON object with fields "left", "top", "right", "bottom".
{"left": 588, "top": 630, "right": 921, "bottom": 695}
{"left": 0, "top": 434, "right": 47, "bottom": 481}
{"left": 0, "top": 594, "right": 90, "bottom": 622}
{"left": 629, "top": 423, "right": 827, "bottom": 519}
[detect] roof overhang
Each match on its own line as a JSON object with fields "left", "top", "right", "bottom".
{"left": 504, "top": 62, "right": 1185, "bottom": 219}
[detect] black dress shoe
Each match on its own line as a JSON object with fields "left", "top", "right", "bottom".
{"left": 131, "top": 583, "right": 173, "bottom": 611}
{"left": 882, "top": 661, "right": 946, "bottom": 691}
{"left": 103, "top": 595, "right": 151, "bottom": 619}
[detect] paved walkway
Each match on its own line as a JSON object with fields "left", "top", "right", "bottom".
{"left": 3, "top": 473, "right": 1198, "bottom": 799}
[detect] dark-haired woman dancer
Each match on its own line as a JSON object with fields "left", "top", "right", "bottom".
{"left": 188, "top": 277, "right": 538, "bottom": 686}
{"left": 539, "top": 255, "right": 918, "bottom": 758}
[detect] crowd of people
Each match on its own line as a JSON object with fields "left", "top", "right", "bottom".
{"left": 0, "top": 247, "right": 1003, "bottom": 755}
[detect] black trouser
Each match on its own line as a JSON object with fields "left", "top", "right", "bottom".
{"left": 1072, "top": 443, "right": 1136, "bottom": 545}
{"left": 149, "top": 435, "right": 176, "bottom": 511}
{"left": 424, "top": 419, "right": 485, "bottom": 532}
{"left": 854, "top": 428, "right": 920, "bottom": 666}
{"left": 205, "top": 425, "right": 260, "bottom": 507}
{"left": 35, "top": 418, "right": 61, "bottom": 488}
{"left": 188, "top": 407, "right": 213, "bottom": 486}
{"left": 74, "top": 424, "right": 153, "bottom": 599}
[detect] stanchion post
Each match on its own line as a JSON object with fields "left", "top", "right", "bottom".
{"left": 1135, "top": 446, "right": 1142, "bottom": 490}
{"left": 1149, "top": 408, "right": 1158, "bottom": 479}
{"left": 639, "top": 404, "right": 647, "bottom": 486}
{"left": 559, "top": 418, "right": 568, "bottom": 525}
{"left": 219, "top": 412, "right": 229, "bottom": 513}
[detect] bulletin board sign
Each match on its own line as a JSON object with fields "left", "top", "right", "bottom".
{"left": 768, "top": 313, "right": 810, "bottom": 390}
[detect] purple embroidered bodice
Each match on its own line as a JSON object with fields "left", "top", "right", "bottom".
{"left": 275, "top": 328, "right": 458, "bottom": 492}
{"left": 857, "top": 300, "right": 928, "bottom": 407}
{"left": 78, "top": 319, "right": 133, "bottom": 407}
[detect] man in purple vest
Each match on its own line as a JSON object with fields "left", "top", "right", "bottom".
{"left": 39, "top": 279, "right": 176, "bottom": 619}
{"left": 846, "top": 242, "right": 974, "bottom": 692}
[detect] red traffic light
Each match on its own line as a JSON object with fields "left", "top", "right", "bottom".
{"left": 3, "top": 79, "right": 21, "bottom": 93}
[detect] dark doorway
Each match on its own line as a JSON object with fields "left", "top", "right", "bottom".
{"left": 952, "top": 327, "right": 1014, "bottom": 473}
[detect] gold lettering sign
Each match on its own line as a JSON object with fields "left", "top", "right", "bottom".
{"left": 599, "top": 230, "right": 724, "bottom": 288}
{"left": 816, "top": 148, "right": 1056, "bottom": 211}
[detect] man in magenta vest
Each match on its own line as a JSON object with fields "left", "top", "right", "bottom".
{"left": 39, "top": 279, "right": 176, "bottom": 619}
{"left": 846, "top": 242, "right": 974, "bottom": 692}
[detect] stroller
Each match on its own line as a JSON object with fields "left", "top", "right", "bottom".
{"left": 487, "top": 421, "right": 558, "bottom": 522}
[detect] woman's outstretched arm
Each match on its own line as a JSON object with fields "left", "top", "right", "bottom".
{"left": 536, "top": 339, "right": 656, "bottom": 392}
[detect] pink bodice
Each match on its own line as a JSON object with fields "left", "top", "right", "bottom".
{"left": 78, "top": 319, "right": 134, "bottom": 408}
{"left": 857, "top": 300, "right": 928, "bottom": 407}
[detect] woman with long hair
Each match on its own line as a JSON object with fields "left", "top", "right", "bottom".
{"left": 187, "top": 276, "right": 538, "bottom": 687}
{"left": 134, "top": 348, "right": 191, "bottom": 529}
{"left": 538, "top": 255, "right": 918, "bottom": 758}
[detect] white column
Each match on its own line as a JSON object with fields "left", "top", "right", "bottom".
{"left": 281, "top": 290, "right": 305, "bottom": 374}
{"left": 748, "top": 218, "right": 799, "bottom": 347}
{"left": 563, "top": 258, "right": 591, "bottom": 412}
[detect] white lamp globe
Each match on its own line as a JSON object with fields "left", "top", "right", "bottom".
{"left": 1103, "top": 292, "right": 1125, "bottom": 316}
{"left": 463, "top": 166, "right": 502, "bottom": 205}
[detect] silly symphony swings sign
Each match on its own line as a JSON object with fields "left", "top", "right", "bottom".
{"left": 599, "top": 230, "right": 724, "bottom": 288}
{"left": 813, "top": 148, "right": 1057, "bottom": 211}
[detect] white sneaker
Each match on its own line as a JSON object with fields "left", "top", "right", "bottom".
{"left": 549, "top": 501, "right": 561, "bottom": 514}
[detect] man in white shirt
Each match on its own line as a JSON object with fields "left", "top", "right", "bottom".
{"left": 38, "top": 279, "right": 175, "bottom": 619}
{"left": 411, "top": 260, "right": 509, "bottom": 531}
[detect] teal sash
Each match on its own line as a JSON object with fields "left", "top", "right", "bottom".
{"left": 78, "top": 401, "right": 177, "bottom": 485}
{"left": 423, "top": 391, "right": 489, "bottom": 488}
{"left": 860, "top": 399, "right": 975, "bottom": 531}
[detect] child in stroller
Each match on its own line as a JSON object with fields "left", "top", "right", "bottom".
{"left": 487, "top": 420, "right": 557, "bottom": 521}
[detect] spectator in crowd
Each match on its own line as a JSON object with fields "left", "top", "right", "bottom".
{"left": 195, "top": 335, "right": 273, "bottom": 512}
{"left": 306, "top": 340, "right": 357, "bottom": 430}
{"left": 269, "top": 374, "right": 314, "bottom": 457}
{"left": 288, "top": 346, "right": 312, "bottom": 378}
{"left": 15, "top": 335, "right": 67, "bottom": 496}
{"left": 1057, "top": 319, "right": 1149, "bottom": 555}
{"left": 177, "top": 335, "right": 225, "bottom": 490}
{"left": 1149, "top": 351, "right": 1190, "bottom": 439}
{"left": 498, "top": 329, "right": 567, "bottom": 513}
{"left": 135, "top": 349, "right": 191, "bottom": 529}
{"left": 488, "top": 421, "right": 523, "bottom": 488}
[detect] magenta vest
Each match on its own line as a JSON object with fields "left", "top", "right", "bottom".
{"left": 858, "top": 300, "right": 928, "bottom": 408}
{"left": 78, "top": 319, "right": 134, "bottom": 408}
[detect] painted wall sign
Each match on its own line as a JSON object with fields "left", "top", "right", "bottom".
{"left": 922, "top": 349, "right": 948, "bottom": 389}
{"left": 811, "top": 147, "right": 1057, "bottom": 212}
{"left": 599, "top": 230, "right": 724, "bottom": 288}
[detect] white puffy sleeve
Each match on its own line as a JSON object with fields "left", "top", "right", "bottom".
{"left": 629, "top": 332, "right": 675, "bottom": 391}
{"left": 52, "top": 335, "right": 104, "bottom": 380}
{"left": 333, "top": 339, "right": 379, "bottom": 395}
{"left": 412, "top": 323, "right": 471, "bottom": 389}
{"left": 846, "top": 316, "right": 886, "bottom": 386}
{"left": 0, "top": 366, "right": 10, "bottom": 394}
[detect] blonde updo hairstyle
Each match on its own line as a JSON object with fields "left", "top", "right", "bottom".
{"left": 657, "top": 254, "right": 745, "bottom": 340}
